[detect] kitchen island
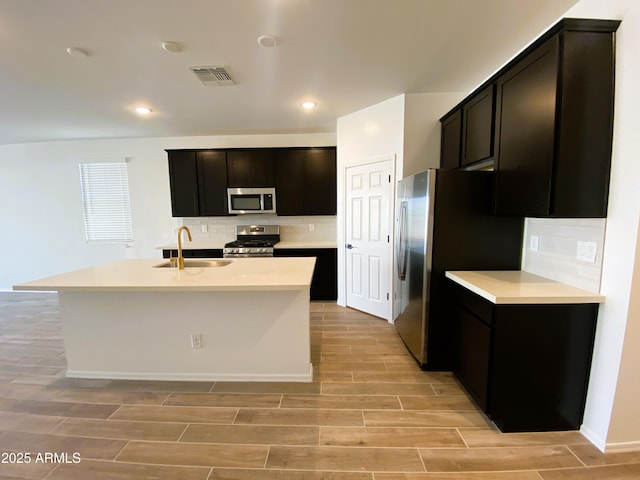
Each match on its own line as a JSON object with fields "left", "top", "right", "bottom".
{"left": 13, "top": 257, "right": 316, "bottom": 382}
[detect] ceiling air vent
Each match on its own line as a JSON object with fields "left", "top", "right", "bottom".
{"left": 189, "top": 66, "right": 235, "bottom": 86}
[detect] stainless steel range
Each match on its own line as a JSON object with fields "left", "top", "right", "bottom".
{"left": 223, "top": 225, "right": 280, "bottom": 258}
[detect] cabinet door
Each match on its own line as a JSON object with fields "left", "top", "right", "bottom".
{"left": 275, "top": 149, "right": 306, "bottom": 215}
{"left": 440, "top": 110, "right": 462, "bottom": 170}
{"left": 227, "top": 150, "right": 274, "bottom": 187}
{"left": 273, "top": 248, "right": 337, "bottom": 300}
{"left": 197, "top": 151, "right": 228, "bottom": 216}
{"left": 168, "top": 151, "right": 199, "bottom": 217}
{"left": 274, "top": 147, "right": 337, "bottom": 216}
{"left": 462, "top": 85, "right": 495, "bottom": 167}
{"left": 305, "top": 148, "right": 337, "bottom": 215}
{"left": 452, "top": 304, "right": 492, "bottom": 410}
{"left": 310, "top": 248, "right": 337, "bottom": 300}
{"left": 490, "top": 304, "right": 598, "bottom": 432}
{"left": 493, "top": 36, "right": 558, "bottom": 215}
{"left": 553, "top": 31, "right": 616, "bottom": 218}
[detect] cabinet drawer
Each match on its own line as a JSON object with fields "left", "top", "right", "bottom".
{"left": 449, "top": 282, "right": 493, "bottom": 325}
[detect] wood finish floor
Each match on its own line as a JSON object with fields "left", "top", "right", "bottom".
{"left": 1, "top": 292, "right": 639, "bottom": 479}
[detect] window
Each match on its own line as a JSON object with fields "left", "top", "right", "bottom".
{"left": 79, "top": 161, "right": 133, "bottom": 243}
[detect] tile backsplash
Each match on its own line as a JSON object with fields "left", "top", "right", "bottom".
{"left": 176, "top": 215, "right": 336, "bottom": 244}
{"left": 522, "top": 217, "right": 606, "bottom": 293}
{"left": 176, "top": 216, "right": 605, "bottom": 292}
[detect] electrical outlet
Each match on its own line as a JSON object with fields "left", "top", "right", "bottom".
{"left": 577, "top": 241, "right": 597, "bottom": 263}
{"left": 529, "top": 235, "right": 539, "bottom": 251}
{"left": 309, "top": 224, "right": 315, "bottom": 232}
{"left": 201, "top": 224, "right": 208, "bottom": 233}
{"left": 190, "top": 333, "right": 202, "bottom": 349}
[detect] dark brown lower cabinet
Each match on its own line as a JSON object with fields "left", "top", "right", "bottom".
{"left": 274, "top": 248, "right": 337, "bottom": 301}
{"left": 162, "top": 249, "right": 223, "bottom": 259}
{"left": 452, "top": 303, "right": 492, "bottom": 411}
{"left": 449, "top": 280, "right": 598, "bottom": 432}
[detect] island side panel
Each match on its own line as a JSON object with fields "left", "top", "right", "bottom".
{"left": 58, "top": 289, "right": 311, "bottom": 382}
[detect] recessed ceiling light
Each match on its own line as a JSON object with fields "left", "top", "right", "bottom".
{"left": 161, "top": 41, "right": 183, "bottom": 53}
{"left": 135, "top": 106, "right": 152, "bottom": 115}
{"left": 301, "top": 101, "right": 317, "bottom": 109}
{"left": 66, "top": 47, "right": 89, "bottom": 58}
{"left": 257, "top": 35, "right": 278, "bottom": 47}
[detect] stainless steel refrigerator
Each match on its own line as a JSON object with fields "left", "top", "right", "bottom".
{"left": 394, "top": 169, "right": 523, "bottom": 370}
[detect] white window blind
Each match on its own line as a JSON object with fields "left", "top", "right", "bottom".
{"left": 79, "top": 162, "right": 133, "bottom": 243}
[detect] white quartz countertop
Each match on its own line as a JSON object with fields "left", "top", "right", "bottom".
{"left": 445, "top": 270, "right": 606, "bottom": 305}
{"left": 13, "top": 258, "right": 316, "bottom": 293}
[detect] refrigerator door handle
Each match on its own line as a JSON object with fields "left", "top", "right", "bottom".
{"left": 397, "top": 201, "right": 408, "bottom": 280}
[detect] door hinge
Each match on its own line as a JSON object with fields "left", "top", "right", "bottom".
{"left": 387, "top": 235, "right": 390, "bottom": 243}
{"left": 386, "top": 292, "right": 389, "bottom": 300}
{"left": 388, "top": 175, "right": 391, "bottom": 183}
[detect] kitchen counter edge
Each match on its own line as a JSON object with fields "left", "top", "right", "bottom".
{"left": 13, "top": 258, "right": 316, "bottom": 293}
{"left": 445, "top": 270, "right": 605, "bottom": 305}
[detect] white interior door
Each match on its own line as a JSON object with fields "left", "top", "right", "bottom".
{"left": 345, "top": 159, "right": 394, "bottom": 320}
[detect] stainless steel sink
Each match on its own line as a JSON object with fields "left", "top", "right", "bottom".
{"left": 153, "top": 259, "right": 232, "bottom": 269}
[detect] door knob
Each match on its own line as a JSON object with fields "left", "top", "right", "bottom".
{"left": 345, "top": 243, "right": 357, "bottom": 249}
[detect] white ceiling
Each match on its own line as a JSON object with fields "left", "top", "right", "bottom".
{"left": 0, "top": 0, "right": 579, "bottom": 145}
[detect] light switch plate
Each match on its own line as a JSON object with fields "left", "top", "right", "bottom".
{"left": 190, "top": 333, "right": 202, "bottom": 349}
{"left": 577, "top": 241, "right": 597, "bottom": 263}
{"left": 201, "top": 224, "right": 208, "bottom": 233}
{"left": 529, "top": 235, "right": 539, "bottom": 251}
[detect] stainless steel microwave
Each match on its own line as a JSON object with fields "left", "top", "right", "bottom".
{"left": 227, "top": 187, "right": 276, "bottom": 214}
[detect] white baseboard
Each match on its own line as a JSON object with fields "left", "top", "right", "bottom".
{"left": 581, "top": 425, "right": 640, "bottom": 453}
{"left": 603, "top": 440, "right": 640, "bottom": 453}
{"left": 65, "top": 364, "right": 314, "bottom": 383}
{"left": 0, "top": 289, "right": 57, "bottom": 294}
{"left": 580, "top": 424, "right": 607, "bottom": 452}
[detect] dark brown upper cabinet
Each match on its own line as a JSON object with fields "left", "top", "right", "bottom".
{"left": 197, "top": 151, "right": 229, "bottom": 216}
{"left": 167, "top": 150, "right": 229, "bottom": 217}
{"left": 440, "top": 109, "right": 462, "bottom": 170}
{"left": 439, "top": 18, "right": 620, "bottom": 218}
{"left": 494, "top": 21, "right": 619, "bottom": 217}
{"left": 492, "top": 36, "right": 559, "bottom": 216}
{"left": 226, "top": 149, "right": 275, "bottom": 187}
{"left": 461, "top": 85, "right": 495, "bottom": 167}
{"left": 167, "top": 147, "right": 336, "bottom": 217}
{"left": 275, "top": 147, "right": 337, "bottom": 215}
{"left": 168, "top": 150, "right": 199, "bottom": 217}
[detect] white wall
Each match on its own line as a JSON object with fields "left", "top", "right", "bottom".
{"left": 335, "top": 93, "right": 466, "bottom": 308}
{"left": 608, "top": 213, "right": 640, "bottom": 448}
{"left": 336, "top": 95, "right": 406, "bottom": 307}
{"left": 0, "top": 132, "right": 335, "bottom": 290}
{"left": 403, "top": 92, "right": 465, "bottom": 177}
{"left": 563, "top": 0, "right": 640, "bottom": 451}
